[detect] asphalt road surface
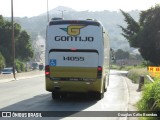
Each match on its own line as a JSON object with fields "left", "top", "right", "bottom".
{"left": 0, "top": 70, "right": 129, "bottom": 120}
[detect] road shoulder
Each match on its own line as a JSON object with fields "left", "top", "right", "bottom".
{"left": 0, "top": 70, "right": 44, "bottom": 83}
{"left": 125, "top": 76, "right": 142, "bottom": 120}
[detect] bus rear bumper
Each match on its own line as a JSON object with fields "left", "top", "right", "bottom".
{"left": 45, "top": 78, "right": 103, "bottom": 93}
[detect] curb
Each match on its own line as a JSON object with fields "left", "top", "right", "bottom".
{"left": 0, "top": 74, "right": 44, "bottom": 83}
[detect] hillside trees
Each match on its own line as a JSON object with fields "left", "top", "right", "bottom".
{"left": 0, "top": 15, "right": 34, "bottom": 68}
{"left": 16, "top": 30, "right": 34, "bottom": 61}
{"left": 115, "top": 49, "right": 129, "bottom": 60}
{"left": 0, "top": 52, "right": 5, "bottom": 70}
{"left": 119, "top": 5, "right": 160, "bottom": 65}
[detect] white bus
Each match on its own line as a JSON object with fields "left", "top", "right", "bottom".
{"left": 45, "top": 19, "right": 110, "bottom": 100}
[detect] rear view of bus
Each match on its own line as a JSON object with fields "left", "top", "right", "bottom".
{"left": 45, "top": 19, "right": 110, "bottom": 100}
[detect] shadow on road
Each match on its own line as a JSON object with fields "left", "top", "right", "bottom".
{"left": 0, "top": 93, "right": 97, "bottom": 119}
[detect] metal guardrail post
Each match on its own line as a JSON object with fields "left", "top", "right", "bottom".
{"left": 146, "top": 75, "right": 154, "bottom": 83}
{"left": 137, "top": 75, "right": 144, "bottom": 92}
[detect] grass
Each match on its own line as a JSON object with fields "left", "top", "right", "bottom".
{"left": 110, "top": 64, "right": 145, "bottom": 71}
{"left": 127, "top": 68, "right": 149, "bottom": 83}
{"left": 137, "top": 78, "right": 160, "bottom": 120}
{"left": 110, "top": 64, "right": 148, "bottom": 83}
{"left": 111, "top": 64, "right": 160, "bottom": 120}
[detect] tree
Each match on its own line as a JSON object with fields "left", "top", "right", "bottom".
{"left": 16, "top": 31, "right": 34, "bottom": 61}
{"left": 0, "top": 16, "right": 13, "bottom": 65}
{"left": 119, "top": 9, "right": 140, "bottom": 48}
{"left": 0, "top": 52, "right": 5, "bottom": 70}
{"left": 138, "top": 5, "right": 160, "bottom": 65}
{"left": 0, "top": 15, "right": 34, "bottom": 66}
{"left": 115, "top": 49, "right": 129, "bottom": 60}
{"left": 119, "top": 5, "right": 160, "bottom": 65}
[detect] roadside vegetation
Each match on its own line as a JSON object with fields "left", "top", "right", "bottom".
{"left": 110, "top": 64, "right": 148, "bottom": 83}
{"left": 137, "top": 78, "right": 160, "bottom": 120}
{"left": 119, "top": 4, "right": 160, "bottom": 66}
{"left": 0, "top": 15, "right": 34, "bottom": 72}
{"left": 127, "top": 67, "right": 148, "bottom": 83}
{"left": 111, "top": 64, "right": 159, "bottom": 120}
{"left": 15, "top": 60, "right": 26, "bottom": 72}
{"left": 111, "top": 63, "right": 160, "bottom": 120}
{"left": 119, "top": 4, "right": 160, "bottom": 120}
{"left": 0, "top": 52, "right": 5, "bottom": 70}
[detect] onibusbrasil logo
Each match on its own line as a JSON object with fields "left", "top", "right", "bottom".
{"left": 60, "top": 25, "right": 86, "bottom": 36}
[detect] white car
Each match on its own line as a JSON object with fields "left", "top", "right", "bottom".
{"left": 1, "top": 67, "right": 17, "bottom": 74}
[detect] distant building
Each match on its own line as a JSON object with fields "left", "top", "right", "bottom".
{"left": 116, "top": 59, "right": 142, "bottom": 66}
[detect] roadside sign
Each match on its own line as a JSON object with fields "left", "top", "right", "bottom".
{"left": 148, "top": 66, "right": 160, "bottom": 78}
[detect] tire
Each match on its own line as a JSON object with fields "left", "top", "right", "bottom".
{"left": 96, "top": 92, "right": 104, "bottom": 100}
{"left": 52, "top": 92, "right": 60, "bottom": 100}
{"left": 104, "top": 78, "right": 107, "bottom": 92}
{"left": 104, "top": 84, "right": 107, "bottom": 92}
{"left": 90, "top": 92, "right": 104, "bottom": 100}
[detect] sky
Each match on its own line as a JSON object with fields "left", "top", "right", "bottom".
{"left": 0, "top": 0, "right": 160, "bottom": 17}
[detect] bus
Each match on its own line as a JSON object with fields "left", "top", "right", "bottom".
{"left": 45, "top": 19, "right": 110, "bottom": 100}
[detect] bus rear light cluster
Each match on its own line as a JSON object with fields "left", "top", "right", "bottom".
{"left": 45, "top": 65, "right": 50, "bottom": 77}
{"left": 97, "top": 66, "right": 102, "bottom": 78}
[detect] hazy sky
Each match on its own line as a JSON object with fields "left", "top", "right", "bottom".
{"left": 0, "top": 0, "right": 160, "bottom": 17}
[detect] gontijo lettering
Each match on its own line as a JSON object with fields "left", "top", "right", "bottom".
{"left": 54, "top": 36, "right": 94, "bottom": 42}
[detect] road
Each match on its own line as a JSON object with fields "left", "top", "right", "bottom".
{"left": 0, "top": 70, "right": 130, "bottom": 120}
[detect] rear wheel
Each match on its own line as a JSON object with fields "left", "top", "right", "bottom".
{"left": 104, "top": 78, "right": 107, "bottom": 92}
{"left": 90, "top": 92, "right": 104, "bottom": 100}
{"left": 104, "top": 84, "right": 107, "bottom": 92}
{"left": 52, "top": 92, "right": 60, "bottom": 100}
{"left": 95, "top": 92, "right": 104, "bottom": 100}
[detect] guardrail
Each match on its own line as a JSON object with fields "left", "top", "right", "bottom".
{"left": 146, "top": 75, "right": 154, "bottom": 83}
{"left": 137, "top": 75, "right": 154, "bottom": 92}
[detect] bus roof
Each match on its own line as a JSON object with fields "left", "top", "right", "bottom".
{"left": 49, "top": 19, "right": 101, "bottom": 26}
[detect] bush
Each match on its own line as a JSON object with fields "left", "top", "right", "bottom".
{"left": 0, "top": 52, "right": 5, "bottom": 70}
{"left": 15, "top": 60, "right": 25, "bottom": 72}
{"left": 137, "top": 78, "right": 160, "bottom": 120}
{"left": 127, "top": 68, "right": 148, "bottom": 83}
{"left": 110, "top": 64, "right": 120, "bottom": 69}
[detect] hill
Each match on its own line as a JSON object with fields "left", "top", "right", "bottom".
{"left": 13, "top": 6, "right": 140, "bottom": 52}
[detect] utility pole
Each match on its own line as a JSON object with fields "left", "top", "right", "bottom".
{"left": 11, "top": 0, "right": 16, "bottom": 80}
{"left": 58, "top": 10, "right": 66, "bottom": 19}
{"left": 47, "top": 0, "right": 49, "bottom": 22}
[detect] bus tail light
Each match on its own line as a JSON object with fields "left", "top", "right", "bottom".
{"left": 45, "top": 65, "right": 50, "bottom": 77}
{"left": 97, "top": 66, "right": 102, "bottom": 78}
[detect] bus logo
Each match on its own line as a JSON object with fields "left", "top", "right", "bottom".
{"left": 60, "top": 25, "right": 86, "bottom": 36}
